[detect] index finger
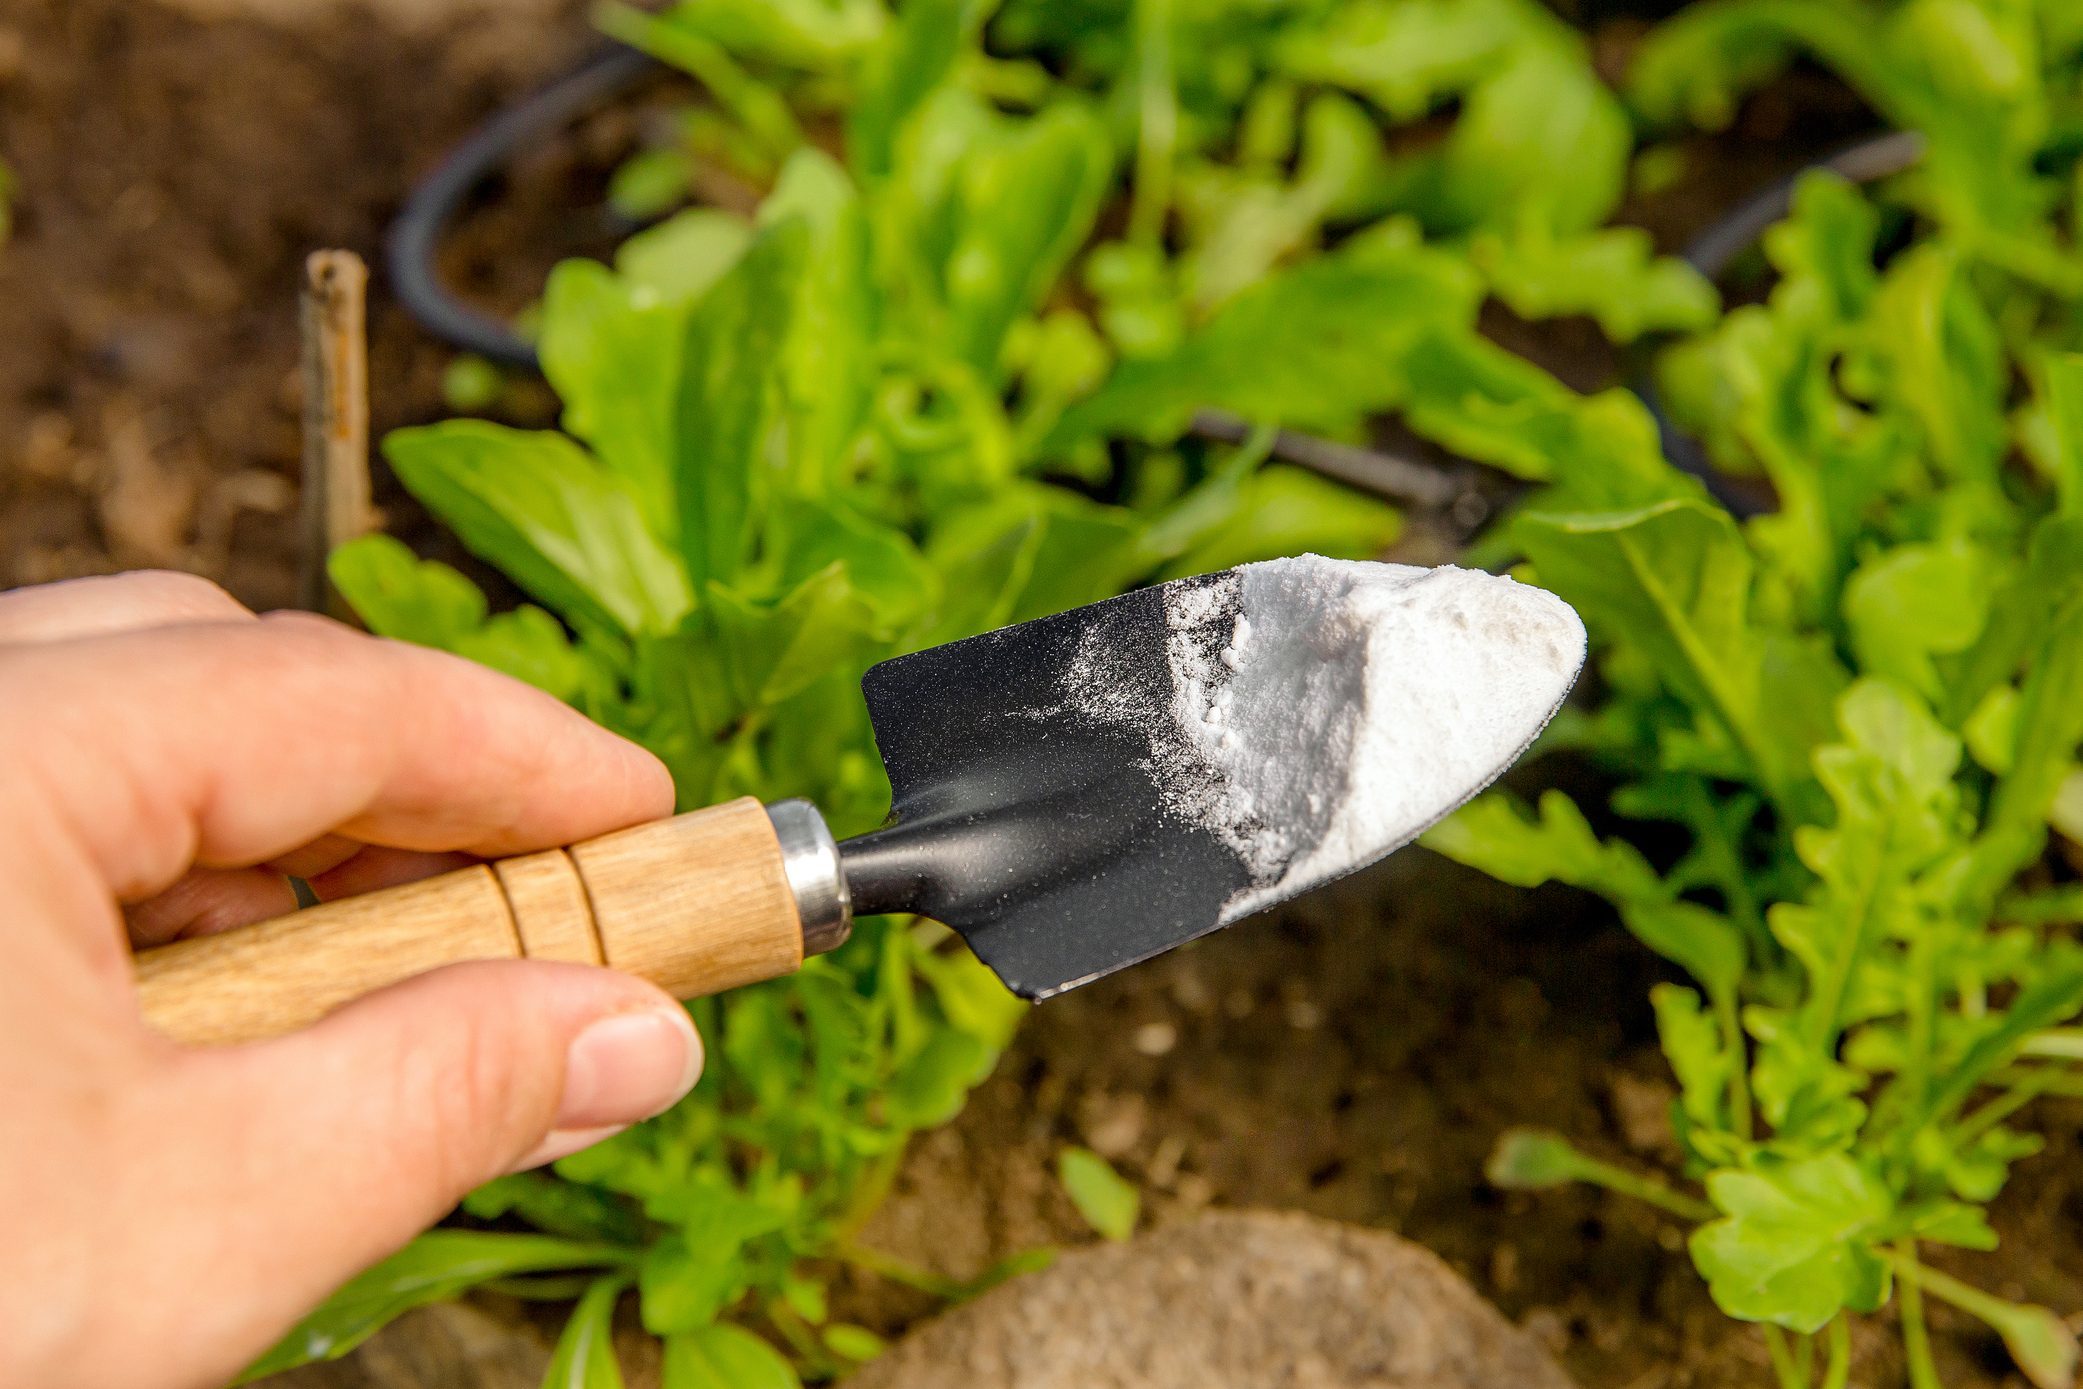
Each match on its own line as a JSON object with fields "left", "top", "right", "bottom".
{"left": 0, "top": 613, "right": 676, "bottom": 905}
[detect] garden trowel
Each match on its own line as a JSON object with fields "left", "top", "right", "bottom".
{"left": 135, "top": 559, "right": 1584, "bottom": 1046}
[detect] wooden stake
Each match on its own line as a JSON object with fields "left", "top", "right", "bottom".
{"left": 298, "top": 250, "right": 374, "bottom": 615}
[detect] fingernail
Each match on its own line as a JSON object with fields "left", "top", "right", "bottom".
{"left": 554, "top": 1005, "right": 702, "bottom": 1131}
{"left": 511, "top": 1124, "right": 627, "bottom": 1173}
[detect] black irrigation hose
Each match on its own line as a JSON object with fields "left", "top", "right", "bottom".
{"left": 388, "top": 44, "right": 654, "bottom": 368}
{"left": 385, "top": 45, "right": 1925, "bottom": 521}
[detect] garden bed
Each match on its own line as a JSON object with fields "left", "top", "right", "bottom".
{"left": 5, "top": 5, "right": 2080, "bottom": 1388}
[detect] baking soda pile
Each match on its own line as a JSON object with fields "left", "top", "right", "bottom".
{"left": 1068, "top": 556, "right": 1586, "bottom": 919}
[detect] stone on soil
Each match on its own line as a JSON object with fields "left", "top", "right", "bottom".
{"left": 849, "top": 1209, "right": 1577, "bottom": 1389}
{"left": 262, "top": 1302, "right": 548, "bottom": 1389}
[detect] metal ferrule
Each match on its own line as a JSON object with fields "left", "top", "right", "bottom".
{"left": 765, "top": 800, "right": 852, "bottom": 957}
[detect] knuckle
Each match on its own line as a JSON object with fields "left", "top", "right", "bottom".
{"left": 256, "top": 608, "right": 358, "bottom": 645}
{"left": 121, "top": 569, "right": 249, "bottom": 621}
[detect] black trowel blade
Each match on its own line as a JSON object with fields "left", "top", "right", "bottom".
{"left": 850, "top": 577, "right": 1249, "bottom": 1000}
{"left": 841, "top": 561, "right": 1585, "bottom": 1001}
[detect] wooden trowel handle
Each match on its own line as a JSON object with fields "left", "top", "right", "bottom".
{"left": 134, "top": 798, "right": 851, "bottom": 1047}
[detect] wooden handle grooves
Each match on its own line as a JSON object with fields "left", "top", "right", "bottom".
{"left": 133, "top": 798, "right": 806, "bottom": 1047}
{"left": 495, "top": 848, "right": 605, "bottom": 966}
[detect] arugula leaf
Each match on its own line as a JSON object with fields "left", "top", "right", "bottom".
{"left": 539, "top": 258, "right": 691, "bottom": 529}
{"left": 1773, "top": 680, "right": 1961, "bottom": 1051}
{"left": 1404, "top": 333, "right": 1681, "bottom": 498}
{"left": 1471, "top": 222, "right": 1718, "bottom": 342}
{"left": 703, "top": 564, "right": 889, "bottom": 710}
{"left": 1484, "top": 1128, "right": 1594, "bottom": 1190}
{"left": 848, "top": 0, "right": 990, "bottom": 181}
{"left": 943, "top": 103, "right": 1113, "bottom": 378}
{"left": 1515, "top": 500, "right": 1839, "bottom": 814}
{"left": 759, "top": 151, "right": 877, "bottom": 493}
{"left": 1656, "top": 984, "right": 1742, "bottom": 1141}
{"left": 543, "top": 1278, "right": 630, "bottom": 1389}
{"left": 1173, "top": 92, "right": 1389, "bottom": 313}
{"left": 674, "top": 220, "right": 809, "bottom": 588}
{"left": 614, "top": 209, "right": 754, "bottom": 307}
{"left": 240, "top": 1234, "right": 636, "bottom": 1380}
{"left": 1628, "top": 0, "right": 1882, "bottom": 133}
{"left": 1401, "top": 39, "right": 1630, "bottom": 237}
{"left": 326, "top": 535, "right": 487, "bottom": 649}
{"left": 1058, "top": 1146, "right": 1141, "bottom": 1241}
{"left": 1047, "top": 229, "right": 1481, "bottom": 446}
{"left": 1426, "top": 791, "right": 1745, "bottom": 997}
{"left": 2038, "top": 354, "right": 2083, "bottom": 515}
{"left": 463, "top": 1173, "right": 646, "bottom": 1246}
{"left": 384, "top": 423, "right": 691, "bottom": 638}
{"left": 663, "top": 1324, "right": 802, "bottom": 1389}
{"left": 1690, "top": 1156, "right": 1893, "bottom": 1333}
{"left": 1842, "top": 540, "right": 1995, "bottom": 701}
{"left": 1273, "top": 0, "right": 1528, "bottom": 120}
{"left": 887, "top": 1027, "right": 995, "bottom": 1128}
{"left": 1866, "top": 245, "right": 2007, "bottom": 489}
{"left": 597, "top": 3, "right": 802, "bottom": 160}
{"left": 1158, "top": 465, "right": 1402, "bottom": 578}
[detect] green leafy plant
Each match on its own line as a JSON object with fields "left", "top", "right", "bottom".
{"left": 1057, "top": 1146, "right": 1142, "bottom": 1241}
{"left": 605, "top": 0, "right": 1716, "bottom": 359}
{"left": 1430, "top": 36, "right": 2083, "bottom": 1382}
{"left": 255, "top": 0, "right": 2083, "bottom": 1383}
{"left": 252, "top": 3, "right": 1436, "bottom": 1381}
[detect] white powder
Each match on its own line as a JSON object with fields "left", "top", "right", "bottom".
{"left": 1068, "top": 555, "right": 1585, "bottom": 920}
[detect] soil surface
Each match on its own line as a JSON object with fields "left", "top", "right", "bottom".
{"left": 6, "top": 6, "right": 2077, "bottom": 1389}
{"left": 855, "top": 837, "right": 2083, "bottom": 1389}
{"left": 0, "top": 0, "right": 606, "bottom": 607}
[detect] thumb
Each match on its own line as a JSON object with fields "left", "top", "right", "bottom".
{"left": 145, "top": 961, "right": 699, "bottom": 1379}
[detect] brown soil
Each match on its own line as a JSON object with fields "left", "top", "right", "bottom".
{"left": 5, "top": 7, "right": 2075, "bottom": 1389}
{"left": 858, "top": 837, "right": 2083, "bottom": 1389}
{"left": 0, "top": 0, "right": 606, "bottom": 607}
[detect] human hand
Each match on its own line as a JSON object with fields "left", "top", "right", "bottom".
{"left": 0, "top": 572, "right": 703, "bottom": 1389}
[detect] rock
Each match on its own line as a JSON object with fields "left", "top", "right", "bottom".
{"left": 849, "top": 1210, "right": 1577, "bottom": 1389}
{"left": 262, "top": 1302, "right": 548, "bottom": 1389}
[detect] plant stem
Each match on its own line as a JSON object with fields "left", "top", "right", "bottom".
{"left": 1567, "top": 1151, "right": 1715, "bottom": 1223}
{"left": 1895, "top": 1241, "right": 1943, "bottom": 1389}
{"left": 2020, "top": 1027, "right": 2083, "bottom": 1061}
{"left": 1991, "top": 1063, "right": 2083, "bottom": 1097}
{"left": 1955, "top": 1069, "right": 2055, "bottom": 1146}
{"left": 1127, "top": 0, "right": 1176, "bottom": 248}
{"left": 595, "top": 1, "right": 801, "bottom": 156}
{"left": 1820, "top": 1316, "right": 1851, "bottom": 1389}
{"left": 1880, "top": 1251, "right": 2013, "bottom": 1327}
{"left": 833, "top": 1144, "right": 909, "bottom": 1243}
{"left": 1764, "top": 1326, "right": 1809, "bottom": 1389}
{"left": 483, "top": 1274, "right": 609, "bottom": 1301}
{"left": 837, "top": 1241, "right": 970, "bottom": 1301}
{"left": 765, "top": 1297, "right": 839, "bottom": 1379}
{"left": 1713, "top": 986, "right": 1753, "bottom": 1140}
